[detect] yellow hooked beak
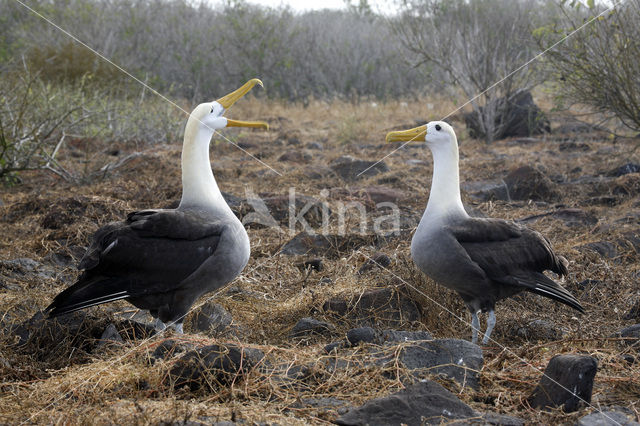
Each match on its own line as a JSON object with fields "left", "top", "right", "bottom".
{"left": 216, "top": 78, "right": 263, "bottom": 109}
{"left": 385, "top": 124, "right": 427, "bottom": 143}
{"left": 227, "top": 119, "right": 269, "bottom": 130}
{"left": 216, "top": 78, "right": 268, "bottom": 130}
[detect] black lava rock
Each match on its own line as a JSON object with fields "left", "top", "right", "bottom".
{"left": 96, "top": 323, "right": 124, "bottom": 348}
{"left": 620, "top": 324, "right": 640, "bottom": 341}
{"left": 290, "top": 317, "right": 334, "bottom": 339}
{"left": 390, "top": 338, "right": 483, "bottom": 390}
{"left": 330, "top": 156, "right": 389, "bottom": 181}
{"left": 188, "top": 302, "right": 232, "bottom": 335}
{"left": 528, "top": 354, "right": 598, "bottom": 412}
{"left": 335, "top": 379, "right": 477, "bottom": 425}
{"left": 624, "top": 301, "right": 640, "bottom": 321}
{"left": 150, "top": 339, "right": 192, "bottom": 363}
{"left": 504, "top": 165, "right": 558, "bottom": 201}
{"left": 346, "top": 327, "right": 379, "bottom": 346}
{"left": 607, "top": 163, "right": 640, "bottom": 177}
{"left": 576, "top": 407, "right": 640, "bottom": 426}
{"left": 166, "top": 344, "right": 264, "bottom": 391}
{"left": 322, "top": 286, "right": 421, "bottom": 327}
{"left": 357, "top": 252, "right": 391, "bottom": 274}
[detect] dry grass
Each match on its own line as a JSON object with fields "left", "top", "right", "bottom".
{"left": 1, "top": 94, "right": 639, "bottom": 424}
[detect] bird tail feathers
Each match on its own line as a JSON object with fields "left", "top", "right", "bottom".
{"left": 45, "top": 275, "right": 132, "bottom": 317}
{"left": 511, "top": 272, "right": 584, "bottom": 313}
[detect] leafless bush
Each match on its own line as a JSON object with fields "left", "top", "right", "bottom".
{"left": 391, "top": 0, "right": 547, "bottom": 141}
{"left": 0, "top": 67, "right": 92, "bottom": 182}
{"left": 536, "top": 0, "right": 640, "bottom": 132}
{"left": 0, "top": 65, "right": 183, "bottom": 184}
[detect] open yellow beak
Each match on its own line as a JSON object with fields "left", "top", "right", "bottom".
{"left": 386, "top": 125, "right": 427, "bottom": 143}
{"left": 226, "top": 119, "right": 269, "bottom": 130}
{"left": 216, "top": 78, "right": 263, "bottom": 109}
{"left": 216, "top": 79, "right": 268, "bottom": 130}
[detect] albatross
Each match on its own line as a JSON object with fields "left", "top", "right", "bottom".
{"left": 386, "top": 121, "right": 584, "bottom": 345}
{"left": 45, "top": 79, "right": 268, "bottom": 333}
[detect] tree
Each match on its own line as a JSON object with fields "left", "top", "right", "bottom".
{"left": 536, "top": 0, "right": 640, "bottom": 132}
{"left": 391, "top": 0, "right": 547, "bottom": 141}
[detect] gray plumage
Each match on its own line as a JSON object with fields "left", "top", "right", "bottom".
{"left": 387, "top": 120, "right": 584, "bottom": 344}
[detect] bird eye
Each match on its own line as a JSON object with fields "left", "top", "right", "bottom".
{"left": 435, "top": 124, "right": 442, "bottom": 131}
{"left": 210, "top": 106, "right": 215, "bottom": 114}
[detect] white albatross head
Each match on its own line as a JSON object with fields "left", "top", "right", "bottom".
{"left": 187, "top": 78, "right": 269, "bottom": 133}
{"left": 385, "top": 120, "right": 457, "bottom": 150}
{"left": 179, "top": 79, "right": 269, "bottom": 211}
{"left": 386, "top": 120, "right": 466, "bottom": 219}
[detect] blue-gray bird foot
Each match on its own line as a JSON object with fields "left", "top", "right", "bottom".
{"left": 170, "top": 322, "right": 184, "bottom": 334}
{"left": 154, "top": 318, "right": 167, "bottom": 331}
{"left": 471, "top": 310, "right": 481, "bottom": 345}
{"left": 482, "top": 310, "right": 496, "bottom": 345}
{"left": 470, "top": 310, "right": 496, "bottom": 346}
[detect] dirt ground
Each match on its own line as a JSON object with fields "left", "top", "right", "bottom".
{"left": 1, "top": 97, "right": 639, "bottom": 424}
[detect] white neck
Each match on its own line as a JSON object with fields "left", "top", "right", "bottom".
{"left": 423, "top": 140, "right": 468, "bottom": 221}
{"left": 178, "top": 120, "right": 230, "bottom": 216}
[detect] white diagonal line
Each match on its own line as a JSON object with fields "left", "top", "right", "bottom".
{"left": 11, "top": 0, "right": 282, "bottom": 177}
{"left": 357, "top": 1, "right": 621, "bottom": 178}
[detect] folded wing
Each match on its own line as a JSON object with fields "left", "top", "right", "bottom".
{"left": 46, "top": 209, "right": 225, "bottom": 317}
{"left": 447, "top": 218, "right": 583, "bottom": 312}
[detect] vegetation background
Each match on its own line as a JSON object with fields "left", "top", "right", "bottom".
{"left": 2, "top": 0, "right": 639, "bottom": 181}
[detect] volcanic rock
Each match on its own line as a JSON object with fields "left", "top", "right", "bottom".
{"left": 335, "top": 379, "right": 478, "bottom": 425}
{"left": 357, "top": 252, "right": 391, "bottom": 274}
{"left": 462, "top": 180, "right": 511, "bottom": 202}
{"left": 280, "top": 232, "right": 378, "bottom": 258}
{"left": 188, "top": 302, "right": 232, "bottom": 336}
{"left": 166, "top": 344, "right": 264, "bottom": 391}
{"left": 513, "top": 319, "right": 567, "bottom": 342}
{"left": 278, "top": 150, "right": 311, "bottom": 163}
{"left": 330, "top": 156, "right": 389, "bottom": 181}
{"left": 576, "top": 407, "right": 640, "bottom": 426}
{"left": 323, "top": 286, "right": 421, "bottom": 327}
{"left": 528, "top": 354, "right": 598, "bottom": 412}
{"left": 504, "top": 166, "right": 558, "bottom": 201}
{"left": 607, "top": 163, "right": 640, "bottom": 177}
{"left": 385, "top": 338, "right": 483, "bottom": 390}
{"left": 290, "top": 317, "right": 334, "bottom": 339}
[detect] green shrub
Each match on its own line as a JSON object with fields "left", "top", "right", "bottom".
{"left": 536, "top": 0, "right": 640, "bottom": 132}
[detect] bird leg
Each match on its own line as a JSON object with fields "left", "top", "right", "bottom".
{"left": 170, "top": 322, "right": 184, "bottom": 334}
{"left": 471, "top": 310, "right": 481, "bottom": 345}
{"left": 154, "top": 318, "right": 167, "bottom": 332}
{"left": 482, "top": 310, "right": 496, "bottom": 345}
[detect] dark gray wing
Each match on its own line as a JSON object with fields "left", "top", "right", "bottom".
{"left": 446, "top": 218, "right": 522, "bottom": 243}
{"left": 126, "top": 209, "right": 225, "bottom": 239}
{"left": 446, "top": 218, "right": 566, "bottom": 276}
{"left": 447, "top": 218, "right": 583, "bottom": 312}
{"left": 47, "top": 209, "right": 225, "bottom": 317}
{"left": 79, "top": 209, "right": 225, "bottom": 271}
